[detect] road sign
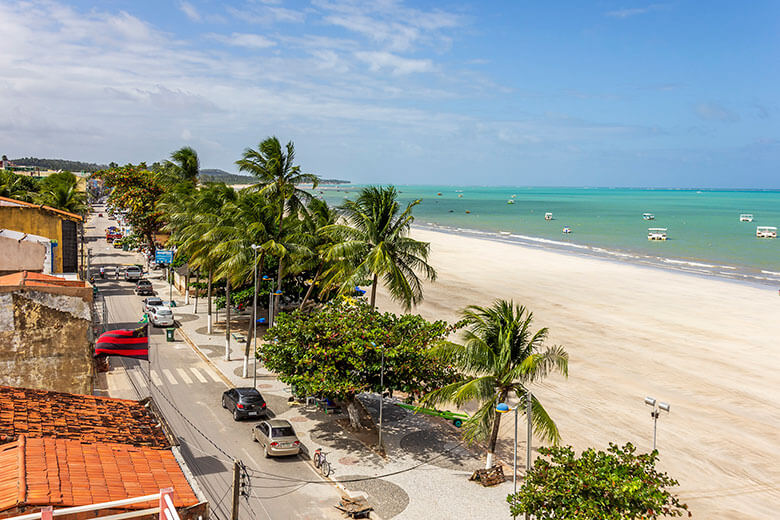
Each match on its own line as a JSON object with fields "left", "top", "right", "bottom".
{"left": 155, "top": 249, "right": 174, "bottom": 264}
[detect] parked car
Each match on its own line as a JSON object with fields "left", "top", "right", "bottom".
{"left": 252, "top": 419, "right": 301, "bottom": 457}
{"left": 113, "top": 240, "right": 123, "bottom": 249}
{"left": 222, "top": 388, "right": 267, "bottom": 421}
{"left": 142, "top": 297, "right": 164, "bottom": 315}
{"left": 135, "top": 280, "right": 154, "bottom": 295}
{"left": 124, "top": 266, "right": 143, "bottom": 281}
{"left": 149, "top": 306, "right": 174, "bottom": 327}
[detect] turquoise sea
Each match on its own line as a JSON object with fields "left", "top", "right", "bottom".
{"left": 316, "top": 186, "right": 780, "bottom": 286}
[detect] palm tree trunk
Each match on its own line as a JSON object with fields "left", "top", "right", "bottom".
{"left": 299, "top": 262, "right": 323, "bottom": 311}
{"left": 225, "top": 279, "right": 231, "bottom": 361}
{"left": 207, "top": 270, "right": 213, "bottom": 334}
{"left": 194, "top": 271, "right": 201, "bottom": 314}
{"left": 369, "top": 273, "right": 378, "bottom": 308}
{"left": 486, "top": 390, "right": 508, "bottom": 469}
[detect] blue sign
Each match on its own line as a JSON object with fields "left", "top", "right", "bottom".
{"left": 155, "top": 249, "right": 174, "bottom": 264}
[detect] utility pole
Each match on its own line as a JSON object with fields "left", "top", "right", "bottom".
{"left": 231, "top": 459, "right": 241, "bottom": 520}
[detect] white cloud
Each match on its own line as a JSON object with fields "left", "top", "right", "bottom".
{"left": 605, "top": 4, "right": 664, "bottom": 19}
{"left": 178, "top": 1, "right": 201, "bottom": 22}
{"left": 354, "top": 51, "right": 432, "bottom": 75}
{"left": 209, "top": 32, "right": 276, "bottom": 49}
{"left": 695, "top": 102, "right": 740, "bottom": 123}
{"left": 226, "top": 5, "right": 305, "bottom": 25}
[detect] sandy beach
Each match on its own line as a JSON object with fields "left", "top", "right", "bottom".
{"left": 374, "top": 227, "right": 780, "bottom": 519}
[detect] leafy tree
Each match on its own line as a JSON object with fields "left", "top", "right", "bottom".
{"left": 34, "top": 171, "right": 87, "bottom": 215}
{"left": 94, "top": 165, "right": 166, "bottom": 250}
{"left": 262, "top": 298, "right": 459, "bottom": 430}
{"left": 508, "top": 443, "right": 690, "bottom": 519}
{"left": 423, "top": 299, "right": 568, "bottom": 469}
{"left": 0, "top": 169, "right": 38, "bottom": 201}
{"left": 322, "top": 185, "right": 436, "bottom": 310}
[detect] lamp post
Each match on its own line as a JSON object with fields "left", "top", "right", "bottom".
{"left": 497, "top": 390, "right": 533, "bottom": 520}
{"left": 245, "top": 244, "right": 261, "bottom": 379}
{"left": 262, "top": 275, "right": 274, "bottom": 327}
{"left": 371, "top": 341, "right": 385, "bottom": 453}
{"left": 644, "top": 396, "right": 670, "bottom": 451}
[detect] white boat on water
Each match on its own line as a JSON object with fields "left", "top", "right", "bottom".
{"left": 648, "top": 228, "right": 668, "bottom": 241}
{"left": 562, "top": 226, "right": 571, "bottom": 234}
{"left": 642, "top": 213, "right": 655, "bottom": 220}
{"left": 740, "top": 214, "right": 754, "bottom": 222}
{"left": 756, "top": 226, "right": 777, "bottom": 238}
{"left": 545, "top": 212, "right": 553, "bottom": 221}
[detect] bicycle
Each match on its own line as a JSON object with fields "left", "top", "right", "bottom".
{"left": 312, "top": 447, "right": 331, "bottom": 477}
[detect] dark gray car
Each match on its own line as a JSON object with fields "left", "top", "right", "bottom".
{"left": 221, "top": 388, "right": 267, "bottom": 421}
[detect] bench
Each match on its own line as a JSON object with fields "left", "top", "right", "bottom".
{"left": 231, "top": 333, "right": 246, "bottom": 343}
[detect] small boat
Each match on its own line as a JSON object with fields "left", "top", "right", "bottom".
{"left": 544, "top": 212, "right": 553, "bottom": 221}
{"left": 437, "top": 192, "right": 442, "bottom": 196}
{"left": 642, "top": 213, "right": 655, "bottom": 220}
{"left": 511, "top": 195, "right": 516, "bottom": 198}
{"left": 648, "top": 228, "right": 668, "bottom": 241}
{"left": 465, "top": 210, "right": 471, "bottom": 214}
{"left": 756, "top": 226, "right": 777, "bottom": 238}
{"left": 507, "top": 199, "right": 515, "bottom": 204}
{"left": 740, "top": 214, "right": 754, "bottom": 222}
{"left": 458, "top": 194, "right": 463, "bottom": 198}
{"left": 562, "top": 226, "right": 571, "bottom": 234}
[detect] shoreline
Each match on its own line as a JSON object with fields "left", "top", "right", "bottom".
{"left": 373, "top": 226, "right": 780, "bottom": 519}
{"left": 413, "top": 222, "right": 780, "bottom": 290}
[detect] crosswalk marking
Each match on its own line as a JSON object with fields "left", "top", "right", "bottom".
{"left": 176, "top": 368, "right": 193, "bottom": 384}
{"left": 151, "top": 371, "right": 162, "bottom": 386}
{"left": 203, "top": 367, "right": 222, "bottom": 383}
{"left": 162, "top": 369, "right": 177, "bottom": 385}
{"left": 190, "top": 367, "right": 208, "bottom": 383}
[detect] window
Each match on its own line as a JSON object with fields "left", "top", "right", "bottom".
{"left": 271, "top": 427, "right": 295, "bottom": 437}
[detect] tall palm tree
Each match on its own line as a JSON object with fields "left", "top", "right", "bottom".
{"left": 235, "top": 136, "right": 319, "bottom": 311}
{"left": 0, "top": 170, "right": 34, "bottom": 201}
{"left": 168, "top": 146, "right": 200, "bottom": 184}
{"left": 35, "top": 179, "right": 87, "bottom": 215}
{"left": 422, "top": 300, "right": 568, "bottom": 469}
{"left": 291, "top": 198, "right": 340, "bottom": 310}
{"left": 322, "top": 185, "right": 436, "bottom": 310}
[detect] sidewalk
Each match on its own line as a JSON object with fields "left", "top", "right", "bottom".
{"left": 163, "top": 280, "right": 516, "bottom": 520}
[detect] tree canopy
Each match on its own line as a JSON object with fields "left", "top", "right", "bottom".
{"left": 262, "top": 298, "right": 459, "bottom": 428}
{"left": 508, "top": 443, "right": 690, "bottom": 519}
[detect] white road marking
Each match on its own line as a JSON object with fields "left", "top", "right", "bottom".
{"left": 162, "top": 368, "right": 177, "bottom": 385}
{"left": 176, "top": 368, "right": 193, "bottom": 384}
{"left": 241, "top": 448, "right": 261, "bottom": 469}
{"left": 203, "top": 367, "right": 222, "bottom": 383}
{"left": 151, "top": 371, "right": 163, "bottom": 386}
{"left": 190, "top": 367, "right": 208, "bottom": 383}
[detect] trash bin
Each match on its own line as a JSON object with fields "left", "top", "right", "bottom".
{"left": 166, "top": 328, "right": 175, "bottom": 342}
{"left": 122, "top": 243, "right": 129, "bottom": 251}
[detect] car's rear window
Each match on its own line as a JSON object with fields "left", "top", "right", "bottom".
{"left": 242, "top": 395, "right": 264, "bottom": 403}
{"left": 138, "top": 281, "right": 151, "bottom": 286}
{"left": 158, "top": 310, "right": 172, "bottom": 316}
{"left": 271, "top": 427, "right": 295, "bottom": 437}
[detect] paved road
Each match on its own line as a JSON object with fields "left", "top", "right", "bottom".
{"left": 86, "top": 206, "right": 342, "bottom": 520}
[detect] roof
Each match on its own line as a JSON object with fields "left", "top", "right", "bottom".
{"left": 0, "top": 229, "right": 50, "bottom": 244}
{"left": 0, "top": 271, "right": 86, "bottom": 288}
{"left": 0, "top": 435, "right": 198, "bottom": 513}
{"left": 0, "top": 386, "right": 170, "bottom": 449}
{"left": 0, "top": 196, "right": 83, "bottom": 222}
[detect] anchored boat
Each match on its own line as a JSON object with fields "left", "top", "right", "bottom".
{"left": 740, "top": 214, "right": 754, "bottom": 222}
{"left": 648, "top": 228, "right": 668, "bottom": 241}
{"left": 642, "top": 213, "right": 655, "bottom": 220}
{"left": 545, "top": 212, "right": 553, "bottom": 221}
{"left": 756, "top": 226, "right": 777, "bottom": 238}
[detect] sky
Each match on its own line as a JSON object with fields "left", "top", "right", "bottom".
{"left": 0, "top": 1, "right": 778, "bottom": 188}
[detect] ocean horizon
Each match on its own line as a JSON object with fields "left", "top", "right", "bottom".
{"left": 314, "top": 185, "right": 780, "bottom": 287}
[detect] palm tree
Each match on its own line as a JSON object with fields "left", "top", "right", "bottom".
{"left": 291, "top": 198, "right": 340, "bottom": 310}
{"left": 322, "top": 185, "right": 436, "bottom": 310}
{"left": 0, "top": 170, "right": 34, "bottom": 201}
{"left": 422, "top": 300, "right": 568, "bottom": 469}
{"left": 168, "top": 146, "right": 200, "bottom": 184}
{"left": 236, "top": 136, "right": 319, "bottom": 312}
{"left": 35, "top": 173, "right": 87, "bottom": 215}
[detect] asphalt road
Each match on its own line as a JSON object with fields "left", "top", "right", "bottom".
{"left": 86, "top": 206, "right": 341, "bottom": 520}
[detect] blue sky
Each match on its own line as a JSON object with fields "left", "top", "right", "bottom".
{"left": 0, "top": 1, "right": 778, "bottom": 187}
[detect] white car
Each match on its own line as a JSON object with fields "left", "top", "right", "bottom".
{"left": 149, "top": 306, "right": 175, "bottom": 327}
{"left": 142, "top": 297, "right": 164, "bottom": 315}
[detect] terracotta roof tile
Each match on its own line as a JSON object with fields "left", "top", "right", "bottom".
{"left": 0, "top": 196, "right": 83, "bottom": 221}
{"left": 0, "top": 271, "right": 87, "bottom": 288}
{"left": 0, "top": 436, "right": 198, "bottom": 513}
{"left": 0, "top": 386, "right": 170, "bottom": 449}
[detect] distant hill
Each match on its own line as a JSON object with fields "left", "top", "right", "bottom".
{"left": 10, "top": 157, "right": 107, "bottom": 172}
{"left": 199, "top": 169, "right": 350, "bottom": 185}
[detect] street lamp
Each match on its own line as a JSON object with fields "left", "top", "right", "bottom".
{"left": 370, "top": 341, "right": 385, "bottom": 453}
{"left": 262, "top": 275, "right": 278, "bottom": 327}
{"left": 497, "top": 389, "right": 533, "bottom": 520}
{"left": 644, "top": 396, "right": 670, "bottom": 451}
{"left": 244, "top": 244, "right": 261, "bottom": 379}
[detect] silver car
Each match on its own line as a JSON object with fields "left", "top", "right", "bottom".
{"left": 252, "top": 419, "right": 301, "bottom": 458}
{"left": 149, "top": 306, "right": 174, "bottom": 327}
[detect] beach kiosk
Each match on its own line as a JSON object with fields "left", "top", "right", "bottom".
{"left": 648, "top": 228, "right": 668, "bottom": 241}
{"left": 756, "top": 226, "right": 777, "bottom": 238}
